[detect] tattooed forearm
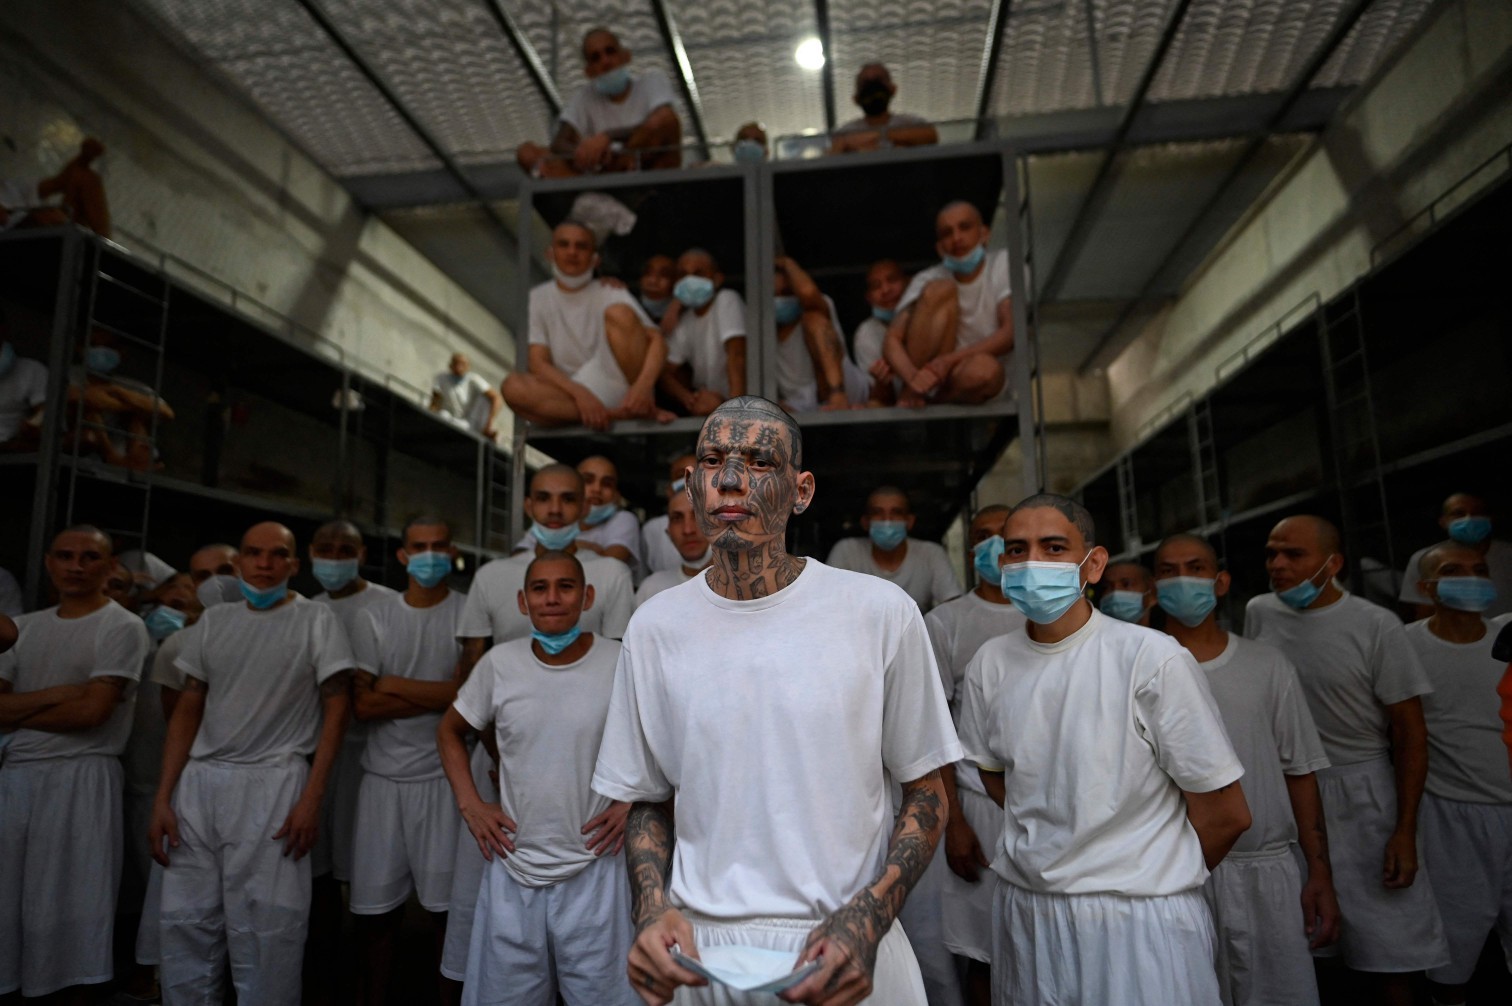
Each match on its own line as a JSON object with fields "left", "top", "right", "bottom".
{"left": 626, "top": 801, "right": 675, "bottom": 932}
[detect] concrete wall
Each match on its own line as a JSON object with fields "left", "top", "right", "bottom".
{"left": 0, "top": 0, "right": 517, "bottom": 427}
{"left": 1104, "top": 0, "right": 1512, "bottom": 450}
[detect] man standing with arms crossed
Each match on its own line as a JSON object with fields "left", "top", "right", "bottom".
{"left": 595, "top": 396, "right": 961, "bottom": 1005}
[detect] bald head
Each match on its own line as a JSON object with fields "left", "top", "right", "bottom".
{"left": 937, "top": 200, "right": 983, "bottom": 230}
{"left": 53, "top": 524, "right": 111, "bottom": 554}
{"left": 1419, "top": 541, "right": 1487, "bottom": 580}
{"left": 190, "top": 543, "right": 238, "bottom": 584}
{"left": 553, "top": 219, "right": 596, "bottom": 249}
{"left": 1442, "top": 492, "right": 1488, "bottom": 518}
{"left": 581, "top": 26, "right": 619, "bottom": 57}
{"left": 701, "top": 396, "right": 803, "bottom": 469}
{"left": 1104, "top": 563, "right": 1152, "bottom": 591}
{"left": 1271, "top": 515, "right": 1341, "bottom": 556}
{"left": 532, "top": 462, "right": 584, "bottom": 495}
{"left": 312, "top": 520, "right": 363, "bottom": 548}
{"left": 243, "top": 522, "right": 296, "bottom": 553}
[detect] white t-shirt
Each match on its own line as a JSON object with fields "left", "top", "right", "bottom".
{"left": 772, "top": 295, "right": 845, "bottom": 402}
{"left": 558, "top": 69, "right": 677, "bottom": 141}
{"left": 593, "top": 560, "right": 961, "bottom": 920}
{"left": 455, "top": 635, "right": 622, "bottom": 886}
{"left": 1244, "top": 592, "right": 1433, "bottom": 767}
{"left": 459, "top": 550, "right": 634, "bottom": 643}
{"left": 149, "top": 626, "right": 192, "bottom": 691}
{"left": 924, "top": 591, "right": 1027, "bottom": 796}
{"left": 897, "top": 249, "right": 1012, "bottom": 350}
{"left": 1399, "top": 539, "right": 1512, "bottom": 618}
{"left": 432, "top": 371, "right": 493, "bottom": 431}
{"left": 0, "top": 566, "right": 21, "bottom": 617}
{"left": 1198, "top": 634, "right": 1330, "bottom": 852}
{"left": 835, "top": 111, "right": 930, "bottom": 135}
{"left": 0, "top": 355, "right": 47, "bottom": 443}
{"left": 958, "top": 611, "right": 1244, "bottom": 896}
{"left": 528, "top": 279, "right": 651, "bottom": 378}
{"left": 350, "top": 590, "right": 468, "bottom": 782}
{"left": 582, "top": 509, "right": 645, "bottom": 580}
{"left": 635, "top": 568, "right": 697, "bottom": 607}
{"left": 641, "top": 514, "right": 682, "bottom": 575}
{"left": 851, "top": 316, "right": 887, "bottom": 374}
{"left": 1406, "top": 619, "right": 1512, "bottom": 804}
{"left": 0, "top": 602, "right": 148, "bottom": 762}
{"left": 825, "top": 537, "right": 961, "bottom": 612}
{"left": 668, "top": 288, "right": 745, "bottom": 397}
{"left": 313, "top": 582, "right": 399, "bottom": 643}
{"left": 175, "top": 597, "right": 353, "bottom": 764}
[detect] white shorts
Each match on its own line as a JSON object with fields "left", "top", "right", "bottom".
{"left": 159, "top": 757, "right": 312, "bottom": 1006}
{"left": 941, "top": 783, "right": 1003, "bottom": 963}
{"left": 462, "top": 853, "right": 637, "bottom": 1005}
{"left": 1420, "top": 793, "right": 1512, "bottom": 984}
{"left": 1204, "top": 846, "right": 1320, "bottom": 1006}
{"left": 569, "top": 350, "right": 630, "bottom": 410}
{"left": 991, "top": 883, "right": 1221, "bottom": 1005}
{"left": 441, "top": 744, "right": 499, "bottom": 981}
{"left": 1315, "top": 758, "right": 1450, "bottom": 972}
{"left": 675, "top": 911, "right": 926, "bottom": 1005}
{"left": 0, "top": 755, "right": 123, "bottom": 997}
{"left": 313, "top": 729, "right": 365, "bottom": 880}
{"left": 350, "top": 773, "right": 460, "bottom": 914}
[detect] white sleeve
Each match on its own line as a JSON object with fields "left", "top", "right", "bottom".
{"left": 923, "top": 609, "right": 956, "bottom": 704}
{"left": 609, "top": 287, "right": 654, "bottom": 327}
{"left": 527, "top": 288, "right": 550, "bottom": 348}
{"left": 896, "top": 269, "right": 932, "bottom": 314}
{"left": 452, "top": 653, "right": 495, "bottom": 732}
{"left": 930, "top": 547, "right": 962, "bottom": 608}
{"left": 1241, "top": 597, "right": 1268, "bottom": 640}
{"left": 1371, "top": 617, "right": 1434, "bottom": 705}
{"left": 1272, "top": 662, "right": 1330, "bottom": 774}
{"left": 557, "top": 85, "right": 592, "bottom": 135}
{"left": 174, "top": 617, "right": 209, "bottom": 684}
{"left": 880, "top": 607, "right": 963, "bottom": 782}
{"left": 664, "top": 323, "right": 690, "bottom": 366}
{"left": 606, "top": 511, "right": 645, "bottom": 566}
{"left": 0, "top": 568, "right": 21, "bottom": 618}
{"left": 592, "top": 640, "right": 673, "bottom": 802}
{"left": 715, "top": 290, "right": 746, "bottom": 343}
{"left": 148, "top": 636, "right": 188, "bottom": 690}
{"left": 1135, "top": 651, "right": 1245, "bottom": 793}
{"left": 636, "top": 69, "right": 677, "bottom": 114}
{"left": 458, "top": 572, "right": 498, "bottom": 639}
{"left": 957, "top": 649, "right": 1003, "bottom": 772}
{"left": 596, "top": 562, "right": 635, "bottom": 640}
{"left": 349, "top": 608, "right": 382, "bottom": 675}
{"left": 311, "top": 606, "right": 356, "bottom": 684}
{"left": 1398, "top": 547, "right": 1430, "bottom": 604}
{"left": 989, "top": 249, "right": 1012, "bottom": 301}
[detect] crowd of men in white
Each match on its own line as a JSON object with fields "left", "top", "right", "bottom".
{"left": 2, "top": 399, "right": 1510, "bottom": 1006}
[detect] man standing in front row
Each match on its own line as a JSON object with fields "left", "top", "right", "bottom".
{"left": 1154, "top": 533, "right": 1340, "bottom": 1005}
{"left": 1, "top": 526, "right": 149, "bottom": 1003}
{"left": 595, "top": 396, "right": 961, "bottom": 1005}
{"left": 958, "top": 495, "right": 1252, "bottom": 1004}
{"left": 150, "top": 521, "right": 354, "bottom": 1005}
{"left": 1245, "top": 516, "right": 1448, "bottom": 1005}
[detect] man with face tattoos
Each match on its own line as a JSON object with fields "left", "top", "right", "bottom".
{"left": 594, "top": 396, "right": 961, "bottom": 1006}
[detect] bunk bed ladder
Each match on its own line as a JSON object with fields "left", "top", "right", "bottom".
{"left": 1115, "top": 453, "right": 1139, "bottom": 554}
{"left": 482, "top": 443, "right": 514, "bottom": 555}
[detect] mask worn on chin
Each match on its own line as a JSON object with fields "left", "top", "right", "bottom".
{"left": 640, "top": 295, "right": 671, "bottom": 319}
{"left": 872, "top": 306, "right": 896, "bottom": 323}
{"left": 868, "top": 520, "right": 908, "bottom": 552}
{"left": 532, "top": 624, "right": 583, "bottom": 655}
{"left": 593, "top": 66, "right": 631, "bottom": 97}
{"left": 1448, "top": 516, "right": 1493, "bottom": 545}
{"left": 553, "top": 263, "right": 596, "bottom": 291}
{"left": 857, "top": 82, "right": 890, "bottom": 117}
{"left": 239, "top": 577, "right": 289, "bottom": 611}
{"left": 531, "top": 522, "right": 580, "bottom": 550}
{"left": 1275, "top": 557, "right": 1334, "bottom": 610}
{"left": 144, "top": 605, "right": 187, "bottom": 641}
{"left": 671, "top": 477, "right": 687, "bottom": 494}
{"left": 584, "top": 502, "right": 618, "bottom": 527}
{"left": 1156, "top": 576, "right": 1219, "bottom": 628}
{"left": 682, "top": 546, "right": 712, "bottom": 569}
{"left": 1098, "top": 590, "right": 1148, "bottom": 623}
{"left": 1000, "top": 554, "right": 1092, "bottom": 625}
{"left": 942, "top": 244, "right": 987, "bottom": 276}
{"left": 972, "top": 535, "right": 1005, "bottom": 586}
{"left": 1433, "top": 576, "right": 1498, "bottom": 613}
{"left": 405, "top": 551, "right": 453, "bottom": 588}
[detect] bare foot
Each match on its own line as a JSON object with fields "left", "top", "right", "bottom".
{"left": 653, "top": 408, "right": 677, "bottom": 424}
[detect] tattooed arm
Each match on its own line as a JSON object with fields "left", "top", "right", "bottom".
{"left": 624, "top": 799, "right": 705, "bottom": 1006}
{"left": 784, "top": 769, "right": 947, "bottom": 1006}
{"left": 1285, "top": 771, "right": 1340, "bottom": 948}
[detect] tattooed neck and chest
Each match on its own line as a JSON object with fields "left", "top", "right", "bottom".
{"left": 705, "top": 542, "right": 805, "bottom": 600}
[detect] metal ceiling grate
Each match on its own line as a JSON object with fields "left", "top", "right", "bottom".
{"left": 1309, "top": 0, "right": 1434, "bottom": 88}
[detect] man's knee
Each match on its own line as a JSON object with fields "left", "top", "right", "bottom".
{"left": 953, "top": 355, "right": 1005, "bottom": 400}
{"left": 603, "top": 304, "right": 643, "bottom": 342}
{"left": 516, "top": 143, "right": 544, "bottom": 172}
{"left": 920, "top": 278, "right": 957, "bottom": 310}
{"left": 501, "top": 372, "right": 533, "bottom": 409}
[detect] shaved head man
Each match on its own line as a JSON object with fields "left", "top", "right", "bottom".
{"left": 830, "top": 61, "right": 939, "bottom": 154}
{"left": 958, "top": 495, "right": 1249, "bottom": 1005}
{"left": 1245, "top": 515, "right": 1449, "bottom": 1003}
{"left": 1400, "top": 491, "right": 1512, "bottom": 619}
{"left": 641, "top": 452, "right": 698, "bottom": 575}
{"left": 827, "top": 486, "right": 962, "bottom": 612}
{"left": 1099, "top": 561, "right": 1156, "bottom": 625}
{"left": 574, "top": 454, "right": 645, "bottom": 575}
{"left": 635, "top": 487, "right": 712, "bottom": 607}
{"left": 430, "top": 352, "right": 503, "bottom": 439}
{"left": 188, "top": 543, "right": 237, "bottom": 585}
{"left": 595, "top": 396, "right": 960, "bottom": 1005}
{"left": 1, "top": 525, "right": 150, "bottom": 1001}
{"left": 152, "top": 520, "right": 356, "bottom": 1005}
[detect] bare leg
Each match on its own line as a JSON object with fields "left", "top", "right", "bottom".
{"left": 798, "top": 311, "right": 849, "bottom": 409}
{"left": 501, "top": 373, "right": 584, "bottom": 427}
{"left": 903, "top": 279, "right": 960, "bottom": 369}
{"left": 355, "top": 906, "right": 404, "bottom": 1006}
{"left": 1376, "top": 972, "right": 1416, "bottom": 1006}
{"left": 941, "top": 354, "right": 1006, "bottom": 404}
{"left": 604, "top": 307, "right": 675, "bottom": 422}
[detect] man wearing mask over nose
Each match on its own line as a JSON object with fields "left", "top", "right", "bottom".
{"left": 1399, "top": 492, "right": 1512, "bottom": 620}
{"left": 515, "top": 27, "right": 682, "bottom": 177}
{"left": 503, "top": 220, "right": 674, "bottom": 431}
{"left": 1244, "top": 515, "right": 1448, "bottom": 1005}
{"left": 830, "top": 63, "right": 939, "bottom": 154}
{"left": 957, "top": 495, "right": 1250, "bottom": 1005}
{"left": 827, "top": 486, "right": 961, "bottom": 612}
{"left": 1098, "top": 562, "right": 1157, "bottom": 627}
{"left": 883, "top": 202, "right": 1014, "bottom": 408}
{"left": 658, "top": 248, "right": 746, "bottom": 416}
{"left": 730, "top": 121, "right": 768, "bottom": 164}
{"left": 1403, "top": 543, "right": 1512, "bottom": 1006}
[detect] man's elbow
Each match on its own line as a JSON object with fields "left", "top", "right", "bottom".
{"left": 351, "top": 692, "right": 383, "bottom": 723}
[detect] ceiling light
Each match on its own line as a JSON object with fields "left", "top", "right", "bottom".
{"left": 795, "top": 37, "right": 825, "bottom": 71}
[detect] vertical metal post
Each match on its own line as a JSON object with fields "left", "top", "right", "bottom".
{"left": 1001, "top": 146, "right": 1040, "bottom": 495}
{"left": 508, "top": 181, "right": 536, "bottom": 545}
{"left": 750, "top": 162, "right": 774, "bottom": 401}
{"left": 336, "top": 367, "right": 352, "bottom": 514}
{"left": 473, "top": 438, "right": 488, "bottom": 569}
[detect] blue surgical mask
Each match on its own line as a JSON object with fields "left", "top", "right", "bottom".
{"left": 1432, "top": 576, "right": 1498, "bottom": 613}
{"left": 674, "top": 275, "right": 716, "bottom": 309}
{"left": 239, "top": 577, "right": 289, "bottom": 610}
{"left": 144, "top": 605, "right": 187, "bottom": 640}
{"left": 1157, "top": 576, "right": 1219, "bottom": 628}
{"left": 774, "top": 296, "right": 802, "bottom": 326}
{"left": 584, "top": 502, "right": 618, "bottom": 527}
{"left": 532, "top": 522, "right": 580, "bottom": 550}
{"left": 733, "top": 139, "right": 765, "bottom": 164}
{"left": 640, "top": 295, "right": 670, "bottom": 319}
{"left": 1001, "top": 555, "right": 1091, "bottom": 625}
{"left": 1448, "top": 516, "right": 1492, "bottom": 545}
{"left": 972, "top": 535, "right": 1004, "bottom": 585}
{"left": 593, "top": 66, "right": 631, "bottom": 97}
{"left": 85, "top": 346, "right": 121, "bottom": 374}
{"left": 312, "top": 558, "right": 359, "bottom": 593}
{"left": 532, "top": 624, "right": 582, "bottom": 656}
{"left": 1098, "top": 590, "right": 1148, "bottom": 623}
{"left": 942, "top": 244, "right": 987, "bottom": 276}
{"left": 872, "top": 306, "right": 895, "bottom": 323}
{"left": 868, "top": 520, "right": 908, "bottom": 552}
{"left": 671, "top": 477, "right": 686, "bottom": 494}
{"left": 405, "top": 551, "right": 452, "bottom": 588}
{"left": 0, "top": 341, "right": 15, "bottom": 378}
{"left": 1275, "top": 557, "right": 1333, "bottom": 610}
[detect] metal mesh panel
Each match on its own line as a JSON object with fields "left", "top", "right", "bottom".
{"left": 136, "top": 0, "right": 440, "bottom": 175}
{"left": 828, "top": 0, "right": 995, "bottom": 126}
{"left": 1309, "top": 0, "right": 1434, "bottom": 88}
